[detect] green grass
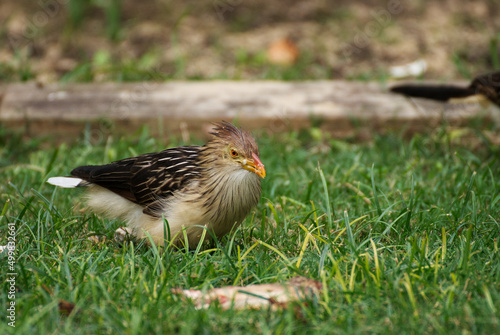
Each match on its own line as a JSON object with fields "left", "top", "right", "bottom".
{"left": 0, "top": 125, "right": 499, "bottom": 334}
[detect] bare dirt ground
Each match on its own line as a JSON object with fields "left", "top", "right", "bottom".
{"left": 0, "top": 0, "right": 499, "bottom": 83}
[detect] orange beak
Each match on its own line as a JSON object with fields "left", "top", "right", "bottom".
{"left": 243, "top": 153, "right": 266, "bottom": 178}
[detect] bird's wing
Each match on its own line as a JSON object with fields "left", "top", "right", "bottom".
{"left": 71, "top": 146, "right": 202, "bottom": 216}
{"left": 469, "top": 71, "right": 500, "bottom": 106}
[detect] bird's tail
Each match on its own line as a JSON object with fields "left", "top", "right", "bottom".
{"left": 390, "top": 84, "right": 476, "bottom": 102}
{"left": 47, "top": 177, "right": 87, "bottom": 188}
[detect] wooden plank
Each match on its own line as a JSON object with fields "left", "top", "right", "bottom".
{"left": 0, "top": 81, "right": 497, "bottom": 140}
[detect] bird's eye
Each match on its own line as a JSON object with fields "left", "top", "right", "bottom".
{"left": 230, "top": 149, "right": 239, "bottom": 158}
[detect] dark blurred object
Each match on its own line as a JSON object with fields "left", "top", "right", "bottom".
{"left": 390, "top": 71, "right": 500, "bottom": 106}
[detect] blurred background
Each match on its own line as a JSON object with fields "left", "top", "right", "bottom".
{"left": 1, "top": 0, "right": 499, "bottom": 83}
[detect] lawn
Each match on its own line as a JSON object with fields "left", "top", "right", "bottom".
{"left": 2, "top": 1, "right": 499, "bottom": 333}
{"left": 0, "top": 124, "right": 499, "bottom": 334}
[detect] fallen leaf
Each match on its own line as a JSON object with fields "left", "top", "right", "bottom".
{"left": 173, "top": 276, "right": 322, "bottom": 310}
{"left": 267, "top": 38, "right": 299, "bottom": 66}
{"left": 58, "top": 300, "right": 76, "bottom": 315}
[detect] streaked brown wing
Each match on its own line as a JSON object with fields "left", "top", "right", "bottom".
{"left": 71, "top": 146, "right": 202, "bottom": 216}
{"left": 469, "top": 71, "right": 500, "bottom": 106}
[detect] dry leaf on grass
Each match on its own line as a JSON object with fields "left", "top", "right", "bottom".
{"left": 58, "top": 300, "right": 76, "bottom": 315}
{"left": 173, "top": 276, "right": 322, "bottom": 310}
{"left": 41, "top": 284, "right": 77, "bottom": 316}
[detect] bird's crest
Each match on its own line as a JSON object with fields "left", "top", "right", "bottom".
{"left": 209, "top": 121, "right": 259, "bottom": 155}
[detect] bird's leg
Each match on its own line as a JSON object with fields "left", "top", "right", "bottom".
{"left": 114, "top": 227, "right": 134, "bottom": 244}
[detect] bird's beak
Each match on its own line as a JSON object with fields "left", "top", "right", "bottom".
{"left": 243, "top": 153, "right": 266, "bottom": 178}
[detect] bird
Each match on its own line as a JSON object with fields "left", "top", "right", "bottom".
{"left": 47, "top": 121, "right": 266, "bottom": 249}
{"left": 389, "top": 70, "right": 500, "bottom": 107}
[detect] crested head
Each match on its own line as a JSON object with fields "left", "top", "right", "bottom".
{"left": 204, "top": 121, "right": 265, "bottom": 179}
{"left": 209, "top": 121, "right": 259, "bottom": 157}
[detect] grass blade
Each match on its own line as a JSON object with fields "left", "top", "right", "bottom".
{"left": 318, "top": 164, "right": 333, "bottom": 230}
{"left": 370, "top": 164, "right": 382, "bottom": 217}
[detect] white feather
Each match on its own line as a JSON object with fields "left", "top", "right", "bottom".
{"left": 47, "top": 177, "right": 83, "bottom": 188}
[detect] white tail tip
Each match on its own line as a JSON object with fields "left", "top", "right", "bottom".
{"left": 47, "top": 177, "right": 83, "bottom": 188}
